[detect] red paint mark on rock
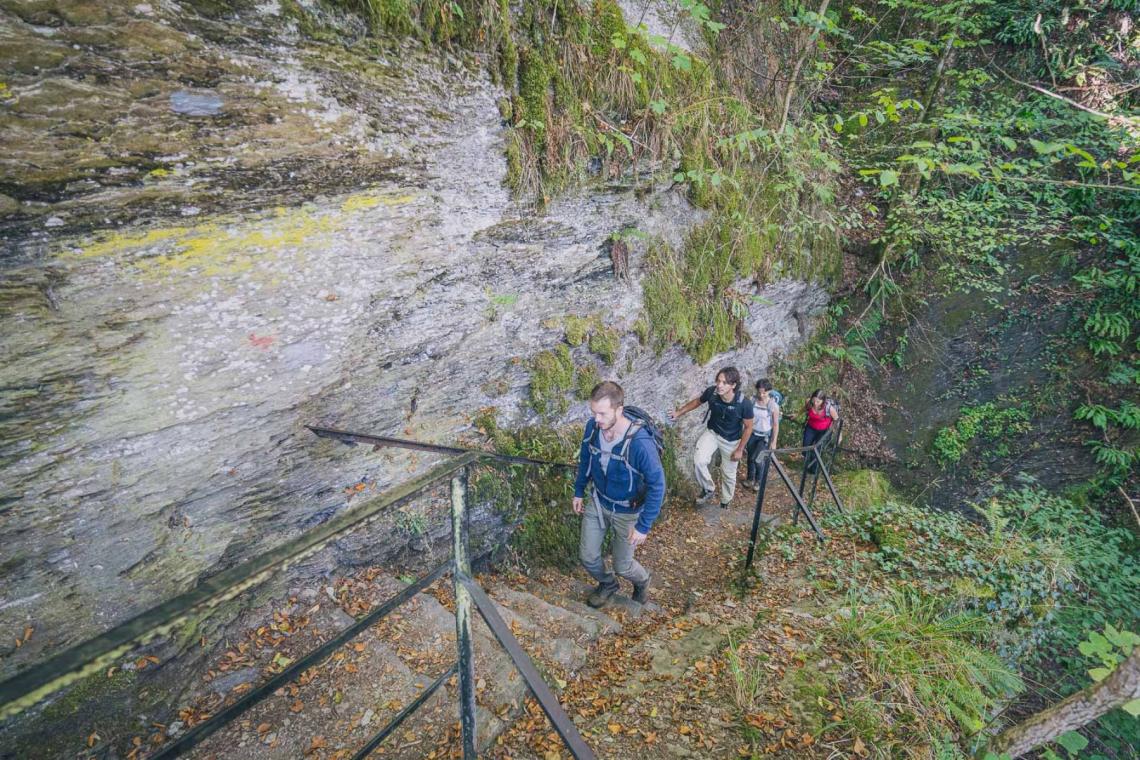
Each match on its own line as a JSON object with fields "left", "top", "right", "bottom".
{"left": 248, "top": 333, "right": 275, "bottom": 349}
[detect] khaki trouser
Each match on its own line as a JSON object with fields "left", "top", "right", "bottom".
{"left": 694, "top": 429, "right": 740, "bottom": 504}
{"left": 579, "top": 491, "right": 650, "bottom": 586}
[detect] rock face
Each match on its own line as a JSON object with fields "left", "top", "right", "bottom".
{"left": 0, "top": 0, "right": 828, "bottom": 682}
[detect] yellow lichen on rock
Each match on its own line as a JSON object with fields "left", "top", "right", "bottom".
{"left": 68, "top": 189, "right": 414, "bottom": 279}
{"left": 340, "top": 191, "right": 417, "bottom": 212}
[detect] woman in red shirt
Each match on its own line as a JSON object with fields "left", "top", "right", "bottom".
{"left": 802, "top": 389, "right": 839, "bottom": 453}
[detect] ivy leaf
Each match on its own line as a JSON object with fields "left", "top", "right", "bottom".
{"left": 1056, "top": 731, "right": 1088, "bottom": 754}
{"left": 1029, "top": 138, "right": 1064, "bottom": 155}
{"left": 671, "top": 53, "right": 691, "bottom": 71}
{"left": 611, "top": 33, "right": 627, "bottom": 50}
{"left": 650, "top": 99, "right": 666, "bottom": 116}
{"left": 1088, "top": 666, "right": 1111, "bottom": 682}
{"left": 999, "top": 136, "right": 1016, "bottom": 151}
{"left": 879, "top": 170, "right": 899, "bottom": 187}
{"left": 629, "top": 48, "right": 647, "bottom": 65}
{"left": 1123, "top": 698, "right": 1140, "bottom": 717}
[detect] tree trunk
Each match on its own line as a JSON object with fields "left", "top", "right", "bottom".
{"left": 984, "top": 647, "right": 1140, "bottom": 759}
{"left": 778, "top": 0, "right": 830, "bottom": 132}
{"left": 900, "top": 32, "right": 956, "bottom": 195}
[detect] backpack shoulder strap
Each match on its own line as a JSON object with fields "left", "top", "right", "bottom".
{"left": 582, "top": 418, "right": 599, "bottom": 446}
{"left": 617, "top": 421, "right": 643, "bottom": 456}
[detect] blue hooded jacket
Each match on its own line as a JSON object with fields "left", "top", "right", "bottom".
{"left": 573, "top": 416, "right": 666, "bottom": 535}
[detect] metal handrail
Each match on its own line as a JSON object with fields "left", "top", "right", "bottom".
{"left": 5, "top": 416, "right": 847, "bottom": 759}
{"left": 0, "top": 452, "right": 479, "bottom": 721}
{"left": 743, "top": 419, "right": 846, "bottom": 575}
{"left": 0, "top": 431, "right": 596, "bottom": 760}
{"left": 153, "top": 559, "right": 456, "bottom": 758}
{"left": 307, "top": 424, "right": 576, "bottom": 469}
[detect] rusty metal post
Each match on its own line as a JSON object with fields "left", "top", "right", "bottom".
{"left": 743, "top": 450, "right": 773, "bottom": 575}
{"left": 451, "top": 465, "right": 477, "bottom": 759}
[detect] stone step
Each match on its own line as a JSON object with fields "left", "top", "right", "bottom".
{"left": 564, "top": 577, "right": 662, "bottom": 618}
{"left": 187, "top": 573, "right": 533, "bottom": 759}
{"left": 511, "top": 576, "right": 625, "bottom": 634}
{"left": 484, "top": 589, "right": 590, "bottom": 673}
{"left": 182, "top": 569, "right": 627, "bottom": 760}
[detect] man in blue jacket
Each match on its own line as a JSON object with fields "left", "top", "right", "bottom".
{"left": 573, "top": 381, "right": 666, "bottom": 607}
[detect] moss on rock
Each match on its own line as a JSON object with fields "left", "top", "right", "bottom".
{"left": 575, "top": 362, "right": 600, "bottom": 399}
{"left": 516, "top": 45, "right": 552, "bottom": 134}
{"left": 564, "top": 314, "right": 590, "bottom": 346}
{"left": 41, "top": 667, "right": 138, "bottom": 723}
{"left": 529, "top": 344, "right": 575, "bottom": 416}
{"left": 588, "top": 323, "right": 620, "bottom": 365}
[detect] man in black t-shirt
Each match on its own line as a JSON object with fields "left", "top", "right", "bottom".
{"left": 669, "top": 366, "right": 754, "bottom": 509}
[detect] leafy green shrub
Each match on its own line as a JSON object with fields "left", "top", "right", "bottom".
{"left": 471, "top": 412, "right": 580, "bottom": 569}
{"left": 931, "top": 403, "right": 1032, "bottom": 467}
{"left": 822, "top": 481, "right": 1138, "bottom": 756}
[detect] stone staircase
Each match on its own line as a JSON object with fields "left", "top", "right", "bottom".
{"left": 187, "top": 570, "right": 643, "bottom": 759}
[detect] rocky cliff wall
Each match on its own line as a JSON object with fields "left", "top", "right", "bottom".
{"left": 0, "top": 0, "right": 828, "bottom": 681}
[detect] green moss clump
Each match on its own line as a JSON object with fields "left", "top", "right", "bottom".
{"left": 869, "top": 521, "right": 907, "bottom": 553}
{"left": 589, "top": 0, "right": 627, "bottom": 57}
{"left": 834, "top": 469, "right": 893, "bottom": 513}
{"left": 588, "top": 324, "right": 620, "bottom": 365}
{"left": 552, "top": 73, "right": 582, "bottom": 121}
{"left": 281, "top": 0, "right": 326, "bottom": 37}
{"left": 370, "top": 0, "right": 414, "bottom": 35}
{"left": 499, "top": 36, "right": 519, "bottom": 90}
{"left": 517, "top": 46, "right": 552, "bottom": 134}
{"left": 417, "top": 0, "right": 459, "bottom": 42}
{"left": 575, "top": 362, "right": 601, "bottom": 399}
{"left": 633, "top": 316, "right": 650, "bottom": 345}
{"left": 41, "top": 667, "right": 138, "bottom": 722}
{"left": 564, "top": 315, "right": 590, "bottom": 346}
{"left": 643, "top": 233, "right": 748, "bottom": 365}
{"left": 504, "top": 130, "right": 526, "bottom": 191}
{"left": 530, "top": 344, "right": 575, "bottom": 415}
{"left": 471, "top": 410, "right": 581, "bottom": 569}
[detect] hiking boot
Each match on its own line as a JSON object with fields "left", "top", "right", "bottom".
{"left": 632, "top": 574, "right": 651, "bottom": 604}
{"left": 744, "top": 479, "right": 759, "bottom": 491}
{"left": 720, "top": 501, "right": 730, "bottom": 510}
{"left": 586, "top": 580, "right": 619, "bottom": 608}
{"left": 697, "top": 489, "right": 715, "bottom": 506}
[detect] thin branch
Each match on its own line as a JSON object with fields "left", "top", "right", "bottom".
{"left": 997, "top": 175, "right": 1140, "bottom": 194}
{"left": 992, "top": 64, "right": 1140, "bottom": 129}
{"left": 1118, "top": 485, "right": 1140, "bottom": 530}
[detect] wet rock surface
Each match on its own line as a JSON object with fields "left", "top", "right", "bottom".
{"left": 869, "top": 246, "right": 1094, "bottom": 509}
{"left": 0, "top": 0, "right": 829, "bottom": 690}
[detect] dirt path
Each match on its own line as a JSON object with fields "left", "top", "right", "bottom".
{"left": 485, "top": 473, "right": 838, "bottom": 760}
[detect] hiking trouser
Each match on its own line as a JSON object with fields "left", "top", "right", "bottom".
{"left": 580, "top": 491, "right": 650, "bottom": 587}
{"left": 802, "top": 425, "right": 831, "bottom": 473}
{"left": 695, "top": 429, "right": 741, "bottom": 504}
{"left": 745, "top": 433, "right": 770, "bottom": 482}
